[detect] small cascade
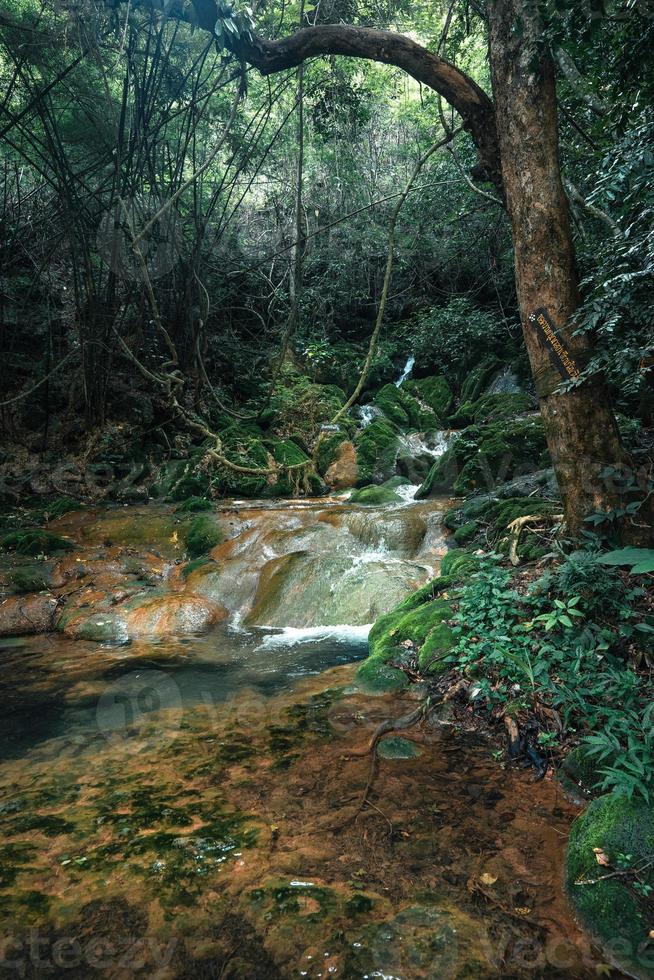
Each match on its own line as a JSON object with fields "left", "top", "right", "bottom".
{"left": 398, "top": 429, "right": 458, "bottom": 460}
{"left": 394, "top": 354, "right": 415, "bottom": 387}
{"left": 357, "top": 404, "right": 383, "bottom": 428}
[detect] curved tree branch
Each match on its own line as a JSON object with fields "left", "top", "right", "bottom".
{"left": 125, "top": 0, "right": 502, "bottom": 191}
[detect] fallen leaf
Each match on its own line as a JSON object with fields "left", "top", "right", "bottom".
{"left": 480, "top": 873, "right": 498, "bottom": 886}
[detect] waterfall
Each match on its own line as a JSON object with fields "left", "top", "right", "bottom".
{"left": 394, "top": 354, "right": 415, "bottom": 387}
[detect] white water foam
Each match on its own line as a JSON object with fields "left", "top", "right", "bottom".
{"left": 257, "top": 623, "right": 372, "bottom": 649}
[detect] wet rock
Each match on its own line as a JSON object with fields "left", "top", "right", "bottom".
{"left": 61, "top": 612, "right": 130, "bottom": 645}
{"left": 353, "top": 419, "right": 400, "bottom": 485}
{"left": 323, "top": 440, "right": 358, "bottom": 489}
{"left": 246, "top": 552, "right": 428, "bottom": 630}
{"left": 356, "top": 904, "right": 494, "bottom": 979}
{"left": 377, "top": 736, "right": 422, "bottom": 759}
{"left": 0, "top": 594, "right": 59, "bottom": 635}
{"left": 126, "top": 594, "right": 227, "bottom": 636}
{"left": 567, "top": 795, "right": 654, "bottom": 979}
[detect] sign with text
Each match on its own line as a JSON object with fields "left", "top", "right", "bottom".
{"left": 529, "top": 307, "right": 581, "bottom": 381}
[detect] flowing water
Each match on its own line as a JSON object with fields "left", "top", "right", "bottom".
{"left": 0, "top": 490, "right": 603, "bottom": 978}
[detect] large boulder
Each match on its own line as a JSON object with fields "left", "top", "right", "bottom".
{"left": 125, "top": 594, "right": 227, "bottom": 636}
{"left": 354, "top": 419, "right": 400, "bottom": 486}
{"left": 404, "top": 374, "right": 453, "bottom": 419}
{"left": 416, "top": 417, "right": 549, "bottom": 498}
{"left": 245, "top": 552, "right": 428, "bottom": 630}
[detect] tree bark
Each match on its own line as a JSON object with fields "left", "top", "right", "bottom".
{"left": 486, "top": 0, "right": 624, "bottom": 531}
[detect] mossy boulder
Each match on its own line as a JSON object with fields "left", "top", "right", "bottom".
{"left": 1, "top": 530, "right": 75, "bottom": 556}
{"left": 316, "top": 431, "right": 349, "bottom": 476}
{"left": 566, "top": 795, "right": 654, "bottom": 978}
{"left": 453, "top": 521, "right": 478, "bottom": 546}
{"left": 449, "top": 391, "right": 534, "bottom": 427}
{"left": 459, "top": 355, "right": 502, "bottom": 404}
{"left": 350, "top": 485, "right": 401, "bottom": 505}
{"left": 185, "top": 515, "right": 223, "bottom": 558}
{"left": 442, "top": 496, "right": 559, "bottom": 559}
{"left": 404, "top": 374, "right": 453, "bottom": 420}
{"left": 439, "top": 549, "right": 480, "bottom": 581}
{"left": 559, "top": 746, "right": 606, "bottom": 802}
{"left": 354, "top": 419, "right": 399, "bottom": 486}
{"left": 373, "top": 384, "right": 435, "bottom": 431}
{"left": 358, "top": 577, "right": 455, "bottom": 693}
{"left": 415, "top": 417, "right": 549, "bottom": 499}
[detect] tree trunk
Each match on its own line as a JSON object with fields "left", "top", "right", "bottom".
{"left": 487, "top": 0, "right": 624, "bottom": 532}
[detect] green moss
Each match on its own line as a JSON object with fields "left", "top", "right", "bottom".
{"left": 345, "top": 893, "right": 374, "bottom": 916}
{"left": 354, "top": 419, "right": 399, "bottom": 486}
{"left": 418, "top": 622, "right": 455, "bottom": 671}
{"left": 358, "top": 577, "right": 455, "bottom": 693}
{"left": 559, "top": 746, "right": 606, "bottom": 799}
{"left": 44, "top": 496, "right": 81, "bottom": 519}
{"left": 453, "top": 521, "right": 478, "bottom": 545}
{"left": 373, "top": 383, "right": 435, "bottom": 430}
{"left": 439, "top": 549, "right": 479, "bottom": 580}
{"left": 6, "top": 564, "right": 51, "bottom": 593}
{"left": 175, "top": 496, "right": 213, "bottom": 512}
{"left": 265, "top": 438, "right": 309, "bottom": 467}
{"left": 316, "top": 431, "right": 349, "bottom": 475}
{"left": 1, "top": 529, "right": 75, "bottom": 555}
{"left": 566, "top": 795, "right": 654, "bottom": 978}
{"left": 405, "top": 374, "right": 453, "bottom": 419}
{"left": 451, "top": 392, "right": 534, "bottom": 426}
{"left": 459, "top": 355, "right": 502, "bottom": 404}
{"left": 454, "top": 417, "right": 548, "bottom": 495}
{"left": 186, "top": 515, "right": 223, "bottom": 558}
{"left": 350, "top": 484, "right": 401, "bottom": 505}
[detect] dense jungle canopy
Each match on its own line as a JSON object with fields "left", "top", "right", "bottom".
{"left": 0, "top": 0, "right": 653, "bottom": 529}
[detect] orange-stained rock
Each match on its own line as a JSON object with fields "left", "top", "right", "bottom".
{"left": 324, "top": 441, "right": 358, "bottom": 490}
{"left": 125, "top": 594, "right": 227, "bottom": 636}
{"left": 0, "top": 594, "right": 59, "bottom": 635}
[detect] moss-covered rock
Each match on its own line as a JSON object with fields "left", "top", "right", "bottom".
{"left": 453, "top": 521, "right": 477, "bottom": 545}
{"left": 350, "top": 485, "right": 401, "bottom": 505}
{"left": 358, "top": 577, "right": 455, "bottom": 693}
{"left": 186, "top": 515, "right": 223, "bottom": 558}
{"left": 439, "top": 549, "right": 480, "bottom": 580}
{"left": 459, "top": 355, "right": 502, "bottom": 405}
{"left": 1, "top": 529, "right": 75, "bottom": 556}
{"left": 449, "top": 391, "right": 534, "bottom": 427}
{"left": 404, "top": 374, "right": 453, "bottom": 420}
{"left": 373, "top": 384, "right": 435, "bottom": 431}
{"left": 354, "top": 419, "right": 399, "bottom": 486}
{"left": 566, "top": 795, "right": 654, "bottom": 978}
{"left": 316, "top": 431, "right": 349, "bottom": 476}
{"left": 559, "top": 746, "right": 606, "bottom": 802}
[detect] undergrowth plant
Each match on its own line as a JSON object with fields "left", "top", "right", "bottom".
{"left": 447, "top": 553, "right": 654, "bottom": 802}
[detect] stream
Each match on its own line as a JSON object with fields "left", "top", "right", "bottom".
{"left": 0, "top": 487, "right": 605, "bottom": 978}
